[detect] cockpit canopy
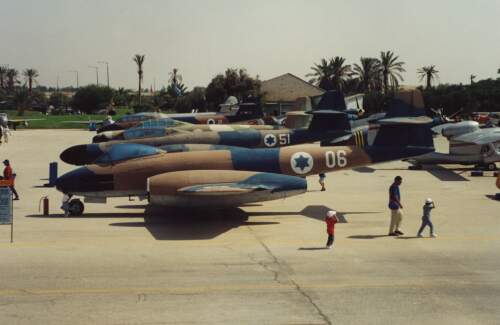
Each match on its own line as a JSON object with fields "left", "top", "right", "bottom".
{"left": 95, "top": 144, "right": 162, "bottom": 164}
{"left": 135, "top": 118, "right": 188, "bottom": 129}
{"left": 118, "top": 112, "right": 162, "bottom": 123}
{"left": 123, "top": 128, "right": 168, "bottom": 140}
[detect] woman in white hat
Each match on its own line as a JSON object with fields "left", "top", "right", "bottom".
{"left": 417, "top": 198, "right": 437, "bottom": 238}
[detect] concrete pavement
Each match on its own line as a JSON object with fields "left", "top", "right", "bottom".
{"left": 0, "top": 130, "right": 499, "bottom": 324}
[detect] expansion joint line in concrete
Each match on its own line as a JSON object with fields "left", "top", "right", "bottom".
{"left": 246, "top": 226, "right": 332, "bottom": 325}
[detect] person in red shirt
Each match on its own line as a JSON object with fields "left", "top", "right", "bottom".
{"left": 325, "top": 210, "right": 338, "bottom": 249}
{"left": 3, "top": 160, "right": 19, "bottom": 200}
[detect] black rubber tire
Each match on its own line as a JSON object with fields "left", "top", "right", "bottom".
{"left": 487, "top": 163, "right": 498, "bottom": 171}
{"left": 69, "top": 199, "right": 84, "bottom": 216}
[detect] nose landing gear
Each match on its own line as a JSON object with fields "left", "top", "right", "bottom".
{"left": 68, "top": 199, "right": 84, "bottom": 216}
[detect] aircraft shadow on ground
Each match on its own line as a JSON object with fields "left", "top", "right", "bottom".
{"left": 423, "top": 165, "right": 469, "bottom": 182}
{"left": 485, "top": 194, "right": 500, "bottom": 201}
{"left": 26, "top": 205, "right": 381, "bottom": 240}
{"left": 110, "top": 206, "right": 279, "bottom": 240}
{"left": 26, "top": 212, "right": 146, "bottom": 219}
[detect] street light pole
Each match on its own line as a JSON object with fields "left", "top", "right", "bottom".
{"left": 97, "top": 61, "right": 109, "bottom": 87}
{"left": 68, "top": 70, "right": 79, "bottom": 88}
{"left": 88, "top": 66, "right": 99, "bottom": 85}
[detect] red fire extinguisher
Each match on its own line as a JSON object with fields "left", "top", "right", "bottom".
{"left": 39, "top": 196, "right": 50, "bottom": 216}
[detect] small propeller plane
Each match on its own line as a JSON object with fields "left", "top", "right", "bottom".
{"left": 55, "top": 117, "right": 434, "bottom": 215}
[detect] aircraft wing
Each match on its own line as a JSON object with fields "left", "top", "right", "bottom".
{"left": 147, "top": 170, "right": 307, "bottom": 206}
{"left": 453, "top": 129, "right": 500, "bottom": 145}
{"left": 376, "top": 116, "right": 433, "bottom": 125}
{"left": 63, "top": 120, "right": 103, "bottom": 125}
{"left": 178, "top": 182, "right": 273, "bottom": 195}
{"left": 9, "top": 118, "right": 45, "bottom": 123}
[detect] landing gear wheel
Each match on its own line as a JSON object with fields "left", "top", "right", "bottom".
{"left": 486, "top": 163, "right": 498, "bottom": 171}
{"left": 408, "top": 164, "right": 422, "bottom": 170}
{"left": 68, "top": 199, "right": 84, "bottom": 216}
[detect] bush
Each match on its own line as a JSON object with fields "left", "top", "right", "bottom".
{"left": 72, "top": 85, "right": 113, "bottom": 114}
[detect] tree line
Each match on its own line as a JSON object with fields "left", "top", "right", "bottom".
{"left": 2, "top": 51, "right": 499, "bottom": 116}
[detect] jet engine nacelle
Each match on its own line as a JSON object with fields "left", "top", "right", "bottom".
{"left": 441, "top": 121, "right": 479, "bottom": 138}
{"left": 148, "top": 170, "right": 306, "bottom": 207}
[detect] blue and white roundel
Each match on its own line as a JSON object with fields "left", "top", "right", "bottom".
{"left": 290, "top": 152, "right": 313, "bottom": 174}
{"left": 264, "top": 134, "right": 277, "bottom": 147}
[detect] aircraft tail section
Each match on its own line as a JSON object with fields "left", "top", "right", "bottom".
{"left": 366, "top": 116, "right": 435, "bottom": 162}
{"left": 307, "top": 110, "right": 351, "bottom": 134}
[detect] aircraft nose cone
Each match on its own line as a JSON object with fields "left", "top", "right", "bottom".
{"left": 55, "top": 167, "right": 95, "bottom": 193}
{"left": 60, "top": 144, "right": 104, "bottom": 165}
{"left": 92, "top": 134, "right": 108, "bottom": 143}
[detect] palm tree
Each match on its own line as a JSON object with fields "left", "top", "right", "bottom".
{"left": 470, "top": 74, "right": 476, "bottom": 85}
{"left": 306, "top": 58, "right": 333, "bottom": 90}
{"left": 23, "top": 68, "right": 39, "bottom": 95}
{"left": 378, "top": 51, "right": 405, "bottom": 93}
{"left": 307, "top": 57, "right": 351, "bottom": 91}
{"left": 169, "top": 68, "right": 183, "bottom": 87}
{"left": 417, "top": 65, "right": 439, "bottom": 89}
{"left": 0, "top": 66, "right": 7, "bottom": 89}
{"left": 329, "top": 56, "right": 351, "bottom": 91}
{"left": 133, "top": 54, "right": 145, "bottom": 104}
{"left": 13, "top": 88, "right": 30, "bottom": 116}
{"left": 6, "top": 68, "right": 19, "bottom": 92}
{"left": 352, "top": 57, "right": 380, "bottom": 92}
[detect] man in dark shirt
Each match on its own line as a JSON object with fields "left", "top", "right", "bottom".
{"left": 388, "top": 176, "right": 403, "bottom": 236}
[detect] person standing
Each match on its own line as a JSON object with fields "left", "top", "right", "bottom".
{"left": 3, "top": 160, "right": 19, "bottom": 200}
{"left": 417, "top": 198, "right": 437, "bottom": 238}
{"left": 325, "top": 210, "right": 338, "bottom": 249}
{"left": 318, "top": 173, "right": 326, "bottom": 191}
{"left": 388, "top": 176, "right": 403, "bottom": 236}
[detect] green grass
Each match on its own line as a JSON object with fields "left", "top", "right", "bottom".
{"left": 0, "top": 108, "right": 132, "bottom": 129}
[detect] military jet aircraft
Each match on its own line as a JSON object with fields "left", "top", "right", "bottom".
{"left": 56, "top": 117, "right": 434, "bottom": 215}
{"left": 92, "top": 117, "right": 279, "bottom": 143}
{"left": 60, "top": 111, "right": 353, "bottom": 165}
{"left": 96, "top": 102, "right": 264, "bottom": 133}
{"left": 405, "top": 121, "right": 500, "bottom": 170}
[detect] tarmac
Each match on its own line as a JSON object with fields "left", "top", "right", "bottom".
{"left": 0, "top": 129, "right": 499, "bottom": 325}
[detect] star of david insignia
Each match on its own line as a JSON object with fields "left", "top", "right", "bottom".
{"left": 294, "top": 154, "right": 310, "bottom": 171}
{"left": 290, "top": 151, "right": 313, "bottom": 174}
{"left": 264, "top": 134, "right": 276, "bottom": 146}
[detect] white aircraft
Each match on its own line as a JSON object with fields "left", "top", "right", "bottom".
{"left": 406, "top": 121, "right": 500, "bottom": 170}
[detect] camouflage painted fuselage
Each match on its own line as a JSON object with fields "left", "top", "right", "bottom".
{"left": 94, "top": 123, "right": 281, "bottom": 143}
{"left": 97, "top": 112, "right": 264, "bottom": 133}
{"left": 56, "top": 144, "right": 432, "bottom": 207}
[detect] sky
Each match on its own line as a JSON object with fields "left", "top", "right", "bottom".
{"left": 1, "top": 0, "right": 500, "bottom": 90}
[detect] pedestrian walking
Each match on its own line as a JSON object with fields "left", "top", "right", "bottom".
{"left": 319, "top": 173, "right": 326, "bottom": 191}
{"left": 3, "top": 160, "right": 19, "bottom": 200}
{"left": 388, "top": 176, "right": 403, "bottom": 236}
{"left": 325, "top": 210, "right": 338, "bottom": 249}
{"left": 2, "top": 125, "right": 11, "bottom": 143}
{"left": 417, "top": 198, "right": 437, "bottom": 238}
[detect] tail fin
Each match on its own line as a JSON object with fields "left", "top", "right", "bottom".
{"left": 236, "top": 100, "right": 263, "bottom": 119}
{"left": 307, "top": 110, "right": 351, "bottom": 133}
{"left": 372, "top": 117, "right": 434, "bottom": 148}
{"left": 314, "top": 90, "right": 346, "bottom": 111}
{"left": 366, "top": 117, "right": 435, "bottom": 161}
